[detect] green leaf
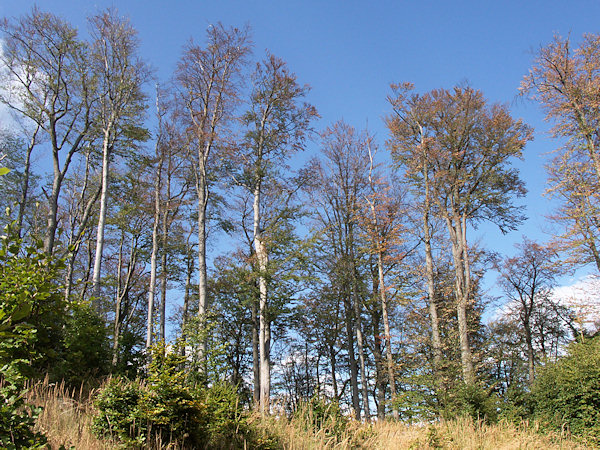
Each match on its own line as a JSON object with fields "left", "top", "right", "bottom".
{"left": 0, "top": 167, "right": 9, "bottom": 176}
{"left": 11, "top": 303, "right": 32, "bottom": 322}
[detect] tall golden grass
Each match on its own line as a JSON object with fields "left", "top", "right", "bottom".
{"left": 26, "top": 378, "right": 591, "bottom": 449}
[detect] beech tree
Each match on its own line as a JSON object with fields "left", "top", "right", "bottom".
{"left": 307, "top": 121, "right": 372, "bottom": 419}
{"left": 88, "top": 8, "right": 150, "bottom": 301}
{"left": 386, "top": 85, "right": 444, "bottom": 385}
{"left": 388, "top": 84, "right": 532, "bottom": 384}
{"left": 497, "top": 239, "right": 560, "bottom": 384}
{"left": 359, "top": 138, "right": 412, "bottom": 419}
{"left": 240, "top": 54, "right": 316, "bottom": 414}
{"left": 521, "top": 33, "right": 600, "bottom": 272}
{"left": 175, "top": 24, "right": 251, "bottom": 354}
{"left": 0, "top": 8, "right": 95, "bottom": 254}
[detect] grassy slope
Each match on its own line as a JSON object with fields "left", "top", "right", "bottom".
{"left": 28, "top": 379, "right": 591, "bottom": 449}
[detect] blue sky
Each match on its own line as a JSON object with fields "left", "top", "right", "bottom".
{"left": 2, "top": 0, "right": 599, "bottom": 288}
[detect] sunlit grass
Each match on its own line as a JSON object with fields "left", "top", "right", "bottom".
{"left": 26, "top": 378, "right": 592, "bottom": 449}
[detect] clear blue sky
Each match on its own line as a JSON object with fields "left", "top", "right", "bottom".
{"left": 2, "top": 0, "right": 599, "bottom": 281}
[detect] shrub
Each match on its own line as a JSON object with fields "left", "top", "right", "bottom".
{"left": 54, "top": 302, "right": 111, "bottom": 385}
{"left": 92, "top": 377, "right": 145, "bottom": 447}
{"left": 532, "top": 335, "right": 600, "bottom": 443}
{"left": 93, "top": 344, "right": 267, "bottom": 449}
{"left": 140, "top": 345, "right": 203, "bottom": 446}
{"left": 0, "top": 222, "right": 58, "bottom": 448}
{"left": 442, "top": 382, "right": 499, "bottom": 423}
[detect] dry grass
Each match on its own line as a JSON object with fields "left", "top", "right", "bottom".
{"left": 361, "top": 417, "right": 590, "bottom": 450}
{"left": 260, "top": 414, "right": 591, "bottom": 449}
{"left": 24, "top": 379, "right": 593, "bottom": 449}
{"left": 25, "top": 377, "right": 109, "bottom": 449}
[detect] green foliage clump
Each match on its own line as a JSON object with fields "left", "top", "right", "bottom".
{"left": 93, "top": 345, "right": 201, "bottom": 448}
{"left": 442, "top": 382, "right": 499, "bottom": 423}
{"left": 55, "top": 302, "right": 111, "bottom": 385}
{"left": 93, "top": 344, "right": 268, "bottom": 449}
{"left": 497, "top": 383, "right": 534, "bottom": 423}
{"left": 532, "top": 335, "right": 600, "bottom": 443}
{"left": 92, "top": 377, "right": 145, "bottom": 447}
{"left": 140, "top": 345, "right": 203, "bottom": 445}
{"left": 0, "top": 223, "right": 53, "bottom": 448}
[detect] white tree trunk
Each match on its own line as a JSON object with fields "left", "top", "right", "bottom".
{"left": 254, "top": 182, "right": 271, "bottom": 415}
{"left": 92, "top": 126, "right": 113, "bottom": 302}
{"left": 146, "top": 151, "right": 162, "bottom": 351}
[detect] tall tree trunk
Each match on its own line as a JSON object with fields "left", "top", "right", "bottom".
{"left": 422, "top": 148, "right": 443, "bottom": 374}
{"left": 349, "top": 229, "right": 370, "bottom": 421}
{"left": 343, "top": 290, "right": 361, "bottom": 419}
{"left": 196, "top": 160, "right": 208, "bottom": 364}
{"left": 446, "top": 214, "right": 475, "bottom": 384}
{"left": 80, "top": 236, "right": 95, "bottom": 302}
{"left": 92, "top": 126, "right": 113, "bottom": 302}
{"left": 113, "top": 235, "right": 125, "bottom": 367}
{"left": 181, "top": 233, "right": 194, "bottom": 357}
{"left": 159, "top": 172, "right": 171, "bottom": 342}
{"left": 45, "top": 160, "right": 62, "bottom": 255}
{"left": 252, "top": 291, "right": 261, "bottom": 406}
{"left": 377, "top": 249, "right": 398, "bottom": 419}
{"left": 370, "top": 304, "right": 386, "bottom": 420}
{"left": 114, "top": 234, "right": 138, "bottom": 367}
{"left": 254, "top": 181, "right": 271, "bottom": 415}
{"left": 146, "top": 151, "right": 162, "bottom": 352}
{"left": 45, "top": 122, "right": 89, "bottom": 255}
{"left": 329, "top": 345, "right": 339, "bottom": 400}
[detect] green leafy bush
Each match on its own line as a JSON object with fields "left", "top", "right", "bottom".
{"left": 93, "top": 344, "right": 266, "bottom": 448}
{"left": 0, "top": 222, "right": 59, "bottom": 448}
{"left": 92, "top": 377, "right": 146, "bottom": 448}
{"left": 532, "top": 335, "right": 600, "bottom": 443}
{"left": 140, "top": 345, "right": 203, "bottom": 445}
{"left": 54, "top": 302, "right": 111, "bottom": 385}
{"left": 442, "top": 382, "right": 499, "bottom": 423}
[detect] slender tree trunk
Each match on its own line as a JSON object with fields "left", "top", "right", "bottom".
{"left": 254, "top": 181, "right": 271, "bottom": 415}
{"left": 422, "top": 151, "right": 443, "bottom": 373}
{"left": 343, "top": 290, "right": 361, "bottom": 419}
{"left": 377, "top": 249, "right": 399, "bottom": 419}
{"left": 196, "top": 161, "right": 208, "bottom": 364}
{"left": 349, "top": 231, "right": 370, "bottom": 421}
{"left": 45, "top": 162, "right": 62, "bottom": 255}
{"left": 146, "top": 152, "right": 162, "bottom": 351}
{"left": 329, "top": 345, "right": 339, "bottom": 399}
{"left": 64, "top": 244, "right": 79, "bottom": 303}
{"left": 524, "top": 321, "right": 535, "bottom": 384}
{"left": 114, "top": 235, "right": 138, "bottom": 367}
{"left": 252, "top": 291, "right": 261, "bottom": 406}
{"left": 80, "top": 236, "right": 95, "bottom": 302}
{"left": 17, "top": 127, "right": 39, "bottom": 237}
{"left": 370, "top": 306, "right": 386, "bottom": 420}
{"left": 113, "top": 235, "right": 125, "bottom": 367}
{"left": 181, "top": 234, "right": 194, "bottom": 357}
{"left": 159, "top": 186, "right": 170, "bottom": 342}
{"left": 159, "top": 236, "right": 168, "bottom": 343}
{"left": 92, "top": 126, "right": 114, "bottom": 302}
